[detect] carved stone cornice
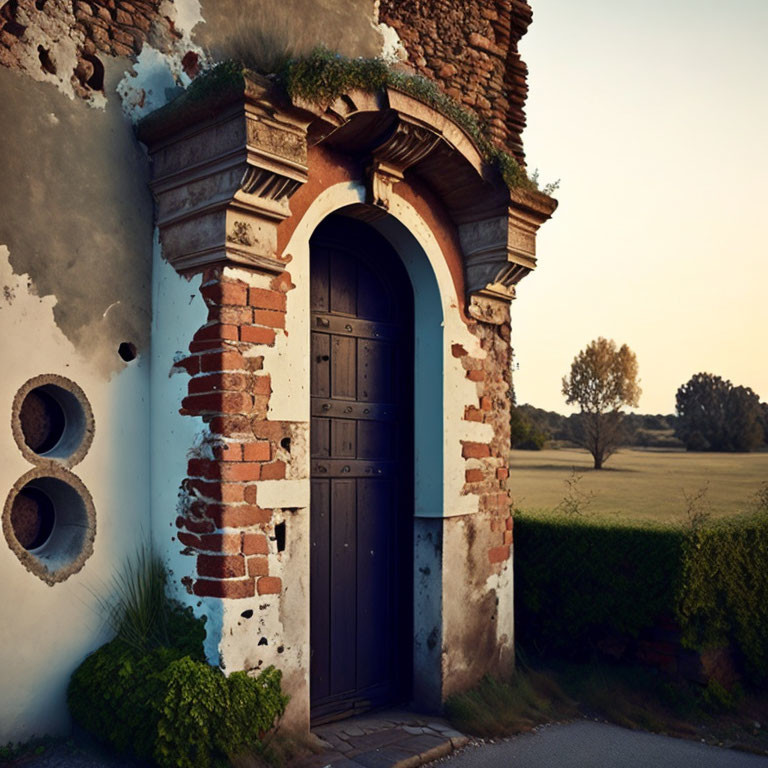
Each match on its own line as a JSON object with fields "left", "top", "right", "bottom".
{"left": 459, "top": 188, "right": 557, "bottom": 301}
{"left": 138, "top": 72, "right": 310, "bottom": 273}
{"left": 138, "top": 70, "right": 557, "bottom": 296}
{"left": 366, "top": 118, "right": 442, "bottom": 209}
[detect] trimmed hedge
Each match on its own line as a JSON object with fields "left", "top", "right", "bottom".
{"left": 515, "top": 511, "right": 768, "bottom": 683}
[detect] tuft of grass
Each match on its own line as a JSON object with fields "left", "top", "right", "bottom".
{"left": 91, "top": 542, "right": 205, "bottom": 657}
{"left": 277, "top": 47, "right": 542, "bottom": 193}
{"left": 207, "top": 6, "right": 317, "bottom": 75}
{"left": 445, "top": 671, "right": 576, "bottom": 738}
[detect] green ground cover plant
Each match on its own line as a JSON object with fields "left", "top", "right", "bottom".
{"left": 67, "top": 547, "right": 288, "bottom": 768}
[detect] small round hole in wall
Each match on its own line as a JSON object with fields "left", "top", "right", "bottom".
{"left": 12, "top": 375, "right": 94, "bottom": 468}
{"left": 3, "top": 468, "right": 96, "bottom": 585}
{"left": 118, "top": 342, "right": 137, "bottom": 362}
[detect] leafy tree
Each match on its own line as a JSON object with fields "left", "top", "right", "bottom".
{"left": 510, "top": 406, "right": 549, "bottom": 450}
{"left": 675, "top": 373, "right": 765, "bottom": 452}
{"left": 562, "top": 338, "right": 641, "bottom": 469}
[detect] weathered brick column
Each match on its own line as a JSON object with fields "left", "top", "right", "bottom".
{"left": 174, "top": 267, "right": 292, "bottom": 599}
{"left": 139, "top": 70, "right": 310, "bottom": 600}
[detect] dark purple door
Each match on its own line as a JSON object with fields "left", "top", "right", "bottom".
{"left": 309, "top": 216, "right": 413, "bottom": 723}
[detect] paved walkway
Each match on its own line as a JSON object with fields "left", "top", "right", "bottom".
{"left": 430, "top": 721, "right": 768, "bottom": 768}
{"left": 293, "top": 710, "right": 468, "bottom": 768}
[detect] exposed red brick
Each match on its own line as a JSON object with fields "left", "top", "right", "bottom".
{"left": 188, "top": 373, "right": 246, "bottom": 395}
{"left": 496, "top": 467, "right": 509, "bottom": 480}
{"left": 243, "top": 442, "right": 272, "bottom": 462}
{"left": 208, "top": 415, "right": 251, "bottom": 437}
{"left": 256, "top": 576, "right": 282, "bottom": 595}
{"left": 251, "top": 309, "right": 285, "bottom": 329}
{"left": 212, "top": 442, "right": 243, "bottom": 462}
{"left": 197, "top": 554, "right": 246, "bottom": 578}
{"left": 214, "top": 305, "right": 253, "bottom": 325}
{"left": 488, "top": 545, "right": 511, "bottom": 564}
{"left": 193, "top": 323, "right": 239, "bottom": 342}
{"left": 181, "top": 392, "right": 252, "bottom": 415}
{"left": 178, "top": 515, "right": 215, "bottom": 535}
{"left": 177, "top": 532, "right": 201, "bottom": 549}
{"left": 465, "top": 469, "right": 484, "bottom": 483}
{"left": 199, "top": 350, "right": 246, "bottom": 373}
{"left": 243, "top": 485, "right": 259, "bottom": 505}
{"left": 462, "top": 441, "right": 491, "bottom": 459}
{"left": 240, "top": 326, "right": 276, "bottom": 345}
{"left": 481, "top": 396, "right": 493, "bottom": 411}
{"left": 260, "top": 460, "right": 286, "bottom": 480}
{"left": 201, "top": 281, "right": 248, "bottom": 306}
{"left": 467, "top": 369, "right": 485, "bottom": 382}
{"left": 174, "top": 356, "right": 200, "bottom": 376}
{"left": 206, "top": 504, "right": 272, "bottom": 528}
{"left": 249, "top": 287, "right": 287, "bottom": 311}
{"left": 251, "top": 375, "right": 271, "bottom": 396}
{"left": 186, "top": 479, "right": 245, "bottom": 503}
{"left": 505, "top": 516, "right": 514, "bottom": 530}
{"left": 503, "top": 530, "right": 513, "bottom": 545}
{"left": 219, "top": 462, "right": 261, "bottom": 482}
{"left": 451, "top": 343, "right": 467, "bottom": 357}
{"left": 198, "top": 532, "right": 242, "bottom": 554}
{"left": 247, "top": 555, "right": 269, "bottom": 577}
{"left": 464, "top": 406, "right": 483, "bottom": 422}
{"left": 194, "top": 578, "right": 255, "bottom": 599}
{"left": 251, "top": 421, "right": 286, "bottom": 440}
{"left": 242, "top": 532, "right": 269, "bottom": 555}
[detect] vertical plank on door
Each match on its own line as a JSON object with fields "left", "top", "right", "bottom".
{"left": 330, "top": 478, "right": 357, "bottom": 696}
{"left": 310, "top": 479, "right": 331, "bottom": 702}
{"left": 356, "top": 478, "right": 393, "bottom": 691}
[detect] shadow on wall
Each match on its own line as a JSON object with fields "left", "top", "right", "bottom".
{"left": 0, "top": 64, "right": 153, "bottom": 377}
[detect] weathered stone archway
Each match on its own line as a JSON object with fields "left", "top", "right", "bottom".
{"left": 139, "top": 68, "right": 556, "bottom": 729}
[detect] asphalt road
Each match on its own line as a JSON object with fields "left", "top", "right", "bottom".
{"left": 436, "top": 721, "right": 768, "bottom": 768}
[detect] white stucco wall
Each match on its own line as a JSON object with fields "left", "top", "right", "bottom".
{"left": 148, "top": 235, "right": 220, "bottom": 660}
{"left": 0, "top": 246, "right": 151, "bottom": 741}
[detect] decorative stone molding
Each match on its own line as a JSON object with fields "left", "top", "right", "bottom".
{"left": 366, "top": 118, "right": 442, "bottom": 210}
{"left": 139, "top": 71, "right": 557, "bottom": 299}
{"left": 459, "top": 190, "right": 556, "bottom": 301}
{"left": 138, "top": 73, "right": 310, "bottom": 273}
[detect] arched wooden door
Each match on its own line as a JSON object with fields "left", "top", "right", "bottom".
{"left": 309, "top": 215, "right": 413, "bottom": 723}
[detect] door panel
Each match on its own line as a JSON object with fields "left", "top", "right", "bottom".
{"left": 309, "top": 216, "right": 413, "bottom": 723}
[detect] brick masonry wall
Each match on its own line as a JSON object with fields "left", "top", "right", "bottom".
{"left": 173, "top": 268, "right": 295, "bottom": 600}
{"left": 379, "top": 0, "right": 533, "bottom": 163}
{"left": 0, "top": 0, "right": 197, "bottom": 98}
{"left": 2, "top": 1, "right": 532, "bottom": 161}
{"left": 454, "top": 307, "right": 514, "bottom": 565}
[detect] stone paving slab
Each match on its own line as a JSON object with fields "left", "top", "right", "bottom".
{"left": 293, "top": 710, "right": 468, "bottom": 768}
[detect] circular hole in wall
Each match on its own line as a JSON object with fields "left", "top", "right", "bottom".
{"left": 3, "top": 469, "right": 96, "bottom": 585}
{"left": 118, "top": 342, "right": 137, "bottom": 362}
{"left": 12, "top": 375, "right": 94, "bottom": 467}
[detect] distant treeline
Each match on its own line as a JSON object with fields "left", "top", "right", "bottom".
{"left": 511, "top": 406, "right": 682, "bottom": 451}
{"left": 512, "top": 403, "right": 768, "bottom": 451}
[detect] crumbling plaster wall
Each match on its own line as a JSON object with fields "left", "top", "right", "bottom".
{"left": 0, "top": 245, "right": 151, "bottom": 741}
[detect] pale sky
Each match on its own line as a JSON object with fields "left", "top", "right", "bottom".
{"left": 513, "top": 0, "right": 768, "bottom": 414}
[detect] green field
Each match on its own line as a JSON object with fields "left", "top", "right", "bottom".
{"left": 508, "top": 447, "right": 768, "bottom": 523}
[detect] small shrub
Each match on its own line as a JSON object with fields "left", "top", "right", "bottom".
{"left": 69, "top": 644, "right": 288, "bottom": 768}
{"left": 70, "top": 546, "right": 287, "bottom": 768}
